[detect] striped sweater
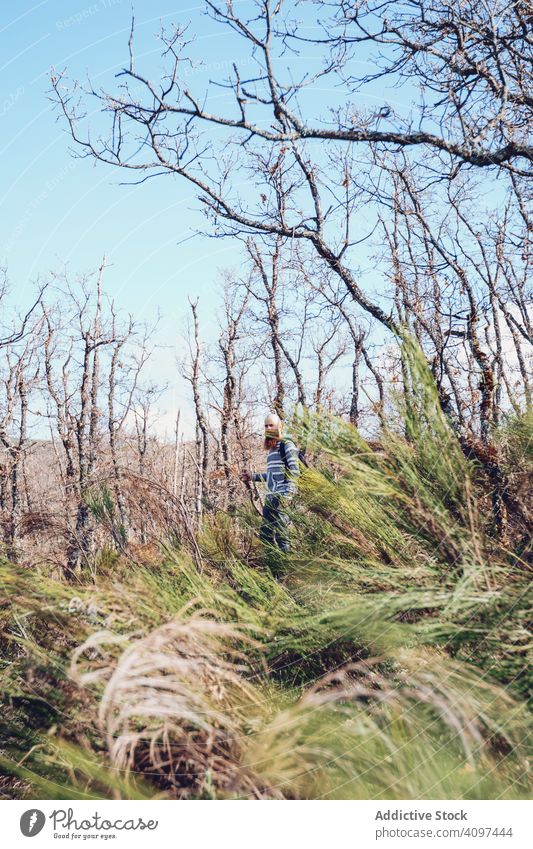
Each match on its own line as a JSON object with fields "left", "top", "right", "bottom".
{"left": 253, "top": 439, "right": 300, "bottom": 499}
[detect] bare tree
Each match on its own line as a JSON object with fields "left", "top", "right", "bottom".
{"left": 244, "top": 240, "right": 310, "bottom": 408}
{"left": 42, "top": 264, "right": 121, "bottom": 575}
{"left": 372, "top": 156, "right": 531, "bottom": 442}
{"left": 107, "top": 307, "right": 152, "bottom": 543}
{"left": 132, "top": 381, "right": 164, "bottom": 543}
{"left": 51, "top": 0, "right": 532, "bottom": 348}
{"left": 184, "top": 300, "right": 210, "bottom": 525}
{"left": 311, "top": 313, "right": 347, "bottom": 410}
{"left": 216, "top": 284, "right": 250, "bottom": 506}
{"left": 0, "top": 268, "right": 47, "bottom": 349}
{"left": 245, "top": 239, "right": 286, "bottom": 416}
{"left": 50, "top": 1, "right": 531, "bottom": 535}
{"left": 0, "top": 335, "right": 40, "bottom": 557}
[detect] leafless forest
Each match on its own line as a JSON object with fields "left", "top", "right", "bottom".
{"left": 4, "top": 0, "right": 532, "bottom": 570}
{"left": 1, "top": 0, "right": 532, "bottom": 801}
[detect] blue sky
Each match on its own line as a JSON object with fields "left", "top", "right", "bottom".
{"left": 0, "top": 1, "right": 401, "bottom": 436}
{"left": 1, "top": 1, "right": 242, "bottom": 307}
{"left": 1, "top": 1, "right": 269, "bottom": 434}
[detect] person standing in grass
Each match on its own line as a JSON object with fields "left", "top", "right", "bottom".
{"left": 242, "top": 413, "right": 300, "bottom": 554}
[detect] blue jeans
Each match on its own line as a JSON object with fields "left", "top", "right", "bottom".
{"left": 260, "top": 496, "right": 290, "bottom": 553}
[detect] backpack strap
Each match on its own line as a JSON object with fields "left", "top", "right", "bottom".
{"left": 278, "top": 439, "right": 289, "bottom": 470}
{"left": 279, "top": 439, "right": 308, "bottom": 470}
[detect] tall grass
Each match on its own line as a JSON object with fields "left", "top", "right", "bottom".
{"left": 1, "top": 341, "right": 531, "bottom": 799}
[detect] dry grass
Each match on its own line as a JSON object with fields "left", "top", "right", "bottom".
{"left": 71, "top": 614, "right": 274, "bottom": 798}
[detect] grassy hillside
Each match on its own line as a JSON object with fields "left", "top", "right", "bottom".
{"left": 1, "top": 343, "right": 531, "bottom": 800}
